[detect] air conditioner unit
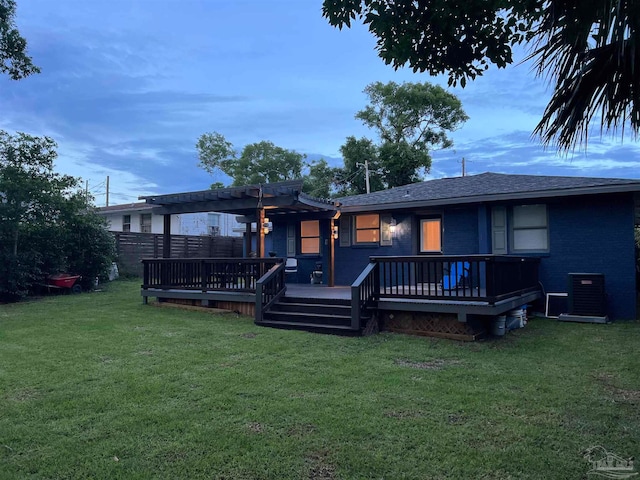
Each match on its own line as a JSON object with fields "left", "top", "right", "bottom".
{"left": 559, "top": 273, "right": 608, "bottom": 323}
{"left": 209, "top": 225, "right": 220, "bottom": 236}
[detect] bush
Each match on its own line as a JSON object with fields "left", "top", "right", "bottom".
{"left": 0, "top": 251, "right": 41, "bottom": 302}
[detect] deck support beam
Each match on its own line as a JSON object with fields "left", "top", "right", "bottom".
{"left": 328, "top": 218, "right": 336, "bottom": 287}
{"left": 257, "top": 208, "right": 265, "bottom": 258}
{"left": 162, "top": 214, "right": 171, "bottom": 258}
{"left": 244, "top": 222, "right": 252, "bottom": 257}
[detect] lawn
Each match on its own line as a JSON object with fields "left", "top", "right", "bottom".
{"left": 1, "top": 280, "right": 638, "bottom": 479}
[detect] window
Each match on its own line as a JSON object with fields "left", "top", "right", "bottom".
{"left": 122, "top": 215, "right": 131, "bottom": 232}
{"left": 207, "top": 213, "right": 220, "bottom": 227}
{"left": 300, "top": 220, "right": 320, "bottom": 254}
{"left": 355, "top": 214, "right": 379, "bottom": 243}
{"left": 208, "top": 213, "right": 221, "bottom": 236}
{"left": 512, "top": 205, "right": 548, "bottom": 251}
{"left": 140, "top": 213, "right": 152, "bottom": 233}
{"left": 420, "top": 218, "right": 442, "bottom": 252}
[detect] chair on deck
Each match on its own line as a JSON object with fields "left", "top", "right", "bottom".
{"left": 285, "top": 258, "right": 298, "bottom": 282}
{"left": 441, "top": 261, "right": 470, "bottom": 290}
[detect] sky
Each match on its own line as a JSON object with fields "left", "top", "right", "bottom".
{"left": 2, "top": 0, "right": 639, "bottom": 206}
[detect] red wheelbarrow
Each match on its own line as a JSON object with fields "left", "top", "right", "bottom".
{"left": 46, "top": 274, "right": 83, "bottom": 294}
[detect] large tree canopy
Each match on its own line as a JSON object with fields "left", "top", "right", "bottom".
{"left": 0, "top": 0, "right": 39, "bottom": 79}
{"left": 334, "top": 81, "right": 467, "bottom": 193}
{"left": 322, "top": 0, "right": 639, "bottom": 150}
{"left": 196, "top": 133, "right": 306, "bottom": 186}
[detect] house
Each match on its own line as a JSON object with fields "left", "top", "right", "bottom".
{"left": 97, "top": 202, "right": 242, "bottom": 236}
{"left": 137, "top": 173, "right": 640, "bottom": 337}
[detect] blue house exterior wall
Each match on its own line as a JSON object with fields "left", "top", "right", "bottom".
{"left": 269, "top": 193, "right": 636, "bottom": 319}
{"left": 442, "top": 207, "right": 479, "bottom": 255}
{"left": 539, "top": 194, "right": 636, "bottom": 320}
{"left": 334, "top": 212, "right": 413, "bottom": 285}
{"left": 270, "top": 219, "right": 329, "bottom": 284}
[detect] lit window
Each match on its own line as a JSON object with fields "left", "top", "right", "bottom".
{"left": 512, "top": 205, "right": 548, "bottom": 251}
{"left": 420, "top": 218, "right": 442, "bottom": 252}
{"left": 140, "top": 213, "right": 152, "bottom": 233}
{"left": 122, "top": 215, "right": 131, "bottom": 232}
{"left": 300, "top": 220, "right": 320, "bottom": 254}
{"left": 355, "top": 214, "right": 379, "bottom": 243}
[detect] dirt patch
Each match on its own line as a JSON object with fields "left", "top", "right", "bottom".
{"left": 6, "top": 387, "right": 40, "bottom": 402}
{"left": 135, "top": 350, "right": 153, "bottom": 356}
{"left": 246, "top": 422, "right": 264, "bottom": 434}
{"left": 394, "top": 358, "right": 460, "bottom": 370}
{"left": 447, "top": 413, "right": 467, "bottom": 424}
{"left": 241, "top": 332, "right": 257, "bottom": 339}
{"left": 306, "top": 451, "right": 336, "bottom": 480}
{"left": 287, "top": 423, "right": 316, "bottom": 437}
{"left": 595, "top": 372, "right": 640, "bottom": 404}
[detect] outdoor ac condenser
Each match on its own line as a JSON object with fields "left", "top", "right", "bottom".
{"left": 558, "top": 273, "right": 608, "bottom": 323}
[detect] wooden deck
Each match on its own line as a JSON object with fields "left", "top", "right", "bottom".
{"left": 141, "top": 255, "right": 543, "bottom": 335}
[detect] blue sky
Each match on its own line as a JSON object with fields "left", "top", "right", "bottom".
{"left": 2, "top": 0, "right": 639, "bottom": 206}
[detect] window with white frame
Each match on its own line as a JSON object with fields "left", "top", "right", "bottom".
{"left": 140, "top": 213, "right": 152, "bottom": 233}
{"left": 512, "top": 205, "right": 548, "bottom": 251}
{"left": 122, "top": 215, "right": 131, "bottom": 232}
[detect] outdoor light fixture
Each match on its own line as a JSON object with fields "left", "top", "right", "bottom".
{"left": 262, "top": 217, "right": 273, "bottom": 235}
{"left": 332, "top": 225, "right": 339, "bottom": 240}
{"left": 390, "top": 218, "right": 397, "bottom": 233}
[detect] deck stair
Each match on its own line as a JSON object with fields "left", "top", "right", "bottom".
{"left": 259, "top": 295, "right": 365, "bottom": 335}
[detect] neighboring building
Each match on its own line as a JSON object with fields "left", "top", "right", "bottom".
{"left": 97, "top": 202, "right": 242, "bottom": 236}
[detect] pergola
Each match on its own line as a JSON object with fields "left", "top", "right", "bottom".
{"left": 139, "top": 180, "right": 341, "bottom": 285}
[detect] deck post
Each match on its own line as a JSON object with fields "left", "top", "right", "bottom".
{"left": 350, "top": 285, "right": 360, "bottom": 330}
{"left": 329, "top": 218, "right": 336, "bottom": 287}
{"left": 162, "top": 214, "right": 171, "bottom": 258}
{"left": 257, "top": 208, "right": 265, "bottom": 259}
{"left": 244, "top": 222, "right": 252, "bottom": 257}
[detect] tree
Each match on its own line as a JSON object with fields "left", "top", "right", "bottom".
{"left": 1, "top": 0, "right": 40, "bottom": 79}
{"left": 322, "top": 0, "right": 639, "bottom": 150}
{"left": 334, "top": 136, "right": 383, "bottom": 196}
{"left": 196, "top": 132, "right": 305, "bottom": 186}
{"left": 303, "top": 158, "right": 338, "bottom": 199}
{"left": 0, "top": 131, "right": 73, "bottom": 256}
{"left": 0, "top": 130, "right": 115, "bottom": 300}
{"left": 336, "top": 81, "right": 467, "bottom": 192}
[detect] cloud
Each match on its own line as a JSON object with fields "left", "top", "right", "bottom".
{"left": 431, "top": 130, "right": 640, "bottom": 179}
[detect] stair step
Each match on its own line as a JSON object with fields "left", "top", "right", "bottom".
{"left": 271, "top": 302, "right": 350, "bottom": 316}
{"left": 263, "top": 311, "right": 352, "bottom": 326}
{"left": 281, "top": 296, "right": 350, "bottom": 307}
{"left": 256, "top": 320, "right": 359, "bottom": 336}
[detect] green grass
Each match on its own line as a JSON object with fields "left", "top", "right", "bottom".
{"left": 1, "top": 280, "right": 639, "bottom": 479}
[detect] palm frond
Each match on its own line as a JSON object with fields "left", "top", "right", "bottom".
{"left": 528, "top": 0, "right": 640, "bottom": 150}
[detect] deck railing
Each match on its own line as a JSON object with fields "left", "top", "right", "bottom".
{"left": 371, "top": 255, "right": 540, "bottom": 305}
{"left": 141, "top": 258, "right": 282, "bottom": 292}
{"left": 351, "top": 262, "right": 380, "bottom": 329}
{"left": 255, "top": 262, "right": 286, "bottom": 323}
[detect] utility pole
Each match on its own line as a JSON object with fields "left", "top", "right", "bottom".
{"left": 356, "top": 160, "right": 371, "bottom": 193}
{"left": 85, "top": 180, "right": 89, "bottom": 204}
{"left": 106, "top": 175, "right": 110, "bottom": 207}
{"left": 364, "top": 159, "right": 370, "bottom": 194}
{"left": 461, "top": 157, "right": 466, "bottom": 177}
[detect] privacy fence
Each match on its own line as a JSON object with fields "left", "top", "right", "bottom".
{"left": 113, "top": 232, "right": 243, "bottom": 276}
